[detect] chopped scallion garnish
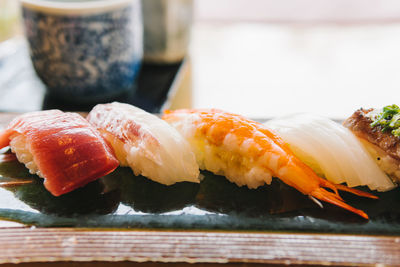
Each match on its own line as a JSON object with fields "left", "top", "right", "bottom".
{"left": 371, "top": 104, "right": 400, "bottom": 137}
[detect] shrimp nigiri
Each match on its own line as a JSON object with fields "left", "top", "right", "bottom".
{"left": 87, "top": 102, "right": 200, "bottom": 185}
{"left": 163, "top": 109, "right": 377, "bottom": 219}
{"left": 0, "top": 110, "right": 119, "bottom": 196}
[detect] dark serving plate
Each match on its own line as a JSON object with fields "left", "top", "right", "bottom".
{"left": 0, "top": 149, "right": 399, "bottom": 235}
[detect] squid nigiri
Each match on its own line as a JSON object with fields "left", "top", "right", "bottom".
{"left": 163, "top": 108, "right": 376, "bottom": 219}
{"left": 86, "top": 102, "right": 200, "bottom": 185}
{"left": 265, "top": 113, "right": 395, "bottom": 192}
{"left": 0, "top": 110, "right": 119, "bottom": 196}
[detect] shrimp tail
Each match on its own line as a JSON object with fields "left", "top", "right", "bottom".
{"left": 334, "top": 183, "right": 378, "bottom": 199}
{"left": 316, "top": 175, "right": 377, "bottom": 199}
{"left": 309, "top": 175, "right": 377, "bottom": 219}
{"left": 282, "top": 162, "right": 376, "bottom": 219}
{"left": 311, "top": 187, "right": 369, "bottom": 219}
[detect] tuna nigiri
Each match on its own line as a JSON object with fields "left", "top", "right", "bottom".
{"left": 0, "top": 110, "right": 119, "bottom": 196}
{"left": 86, "top": 102, "right": 200, "bottom": 185}
{"left": 163, "top": 108, "right": 377, "bottom": 219}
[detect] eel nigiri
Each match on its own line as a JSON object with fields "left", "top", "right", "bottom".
{"left": 0, "top": 110, "right": 119, "bottom": 196}
{"left": 86, "top": 102, "right": 200, "bottom": 185}
{"left": 163, "top": 108, "right": 376, "bottom": 219}
{"left": 344, "top": 105, "right": 400, "bottom": 184}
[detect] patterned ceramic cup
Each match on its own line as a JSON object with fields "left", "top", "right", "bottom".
{"left": 21, "top": 0, "right": 143, "bottom": 103}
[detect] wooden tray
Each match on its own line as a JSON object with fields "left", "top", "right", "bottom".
{"left": 0, "top": 113, "right": 400, "bottom": 266}
{"left": 0, "top": 228, "right": 399, "bottom": 266}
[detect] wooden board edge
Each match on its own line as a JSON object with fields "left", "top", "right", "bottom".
{"left": 0, "top": 228, "right": 397, "bottom": 266}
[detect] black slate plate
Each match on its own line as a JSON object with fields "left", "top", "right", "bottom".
{"left": 0, "top": 153, "right": 399, "bottom": 235}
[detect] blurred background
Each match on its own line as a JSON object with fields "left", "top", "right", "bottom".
{"left": 0, "top": 0, "right": 19, "bottom": 41}
{"left": 2, "top": 0, "right": 400, "bottom": 119}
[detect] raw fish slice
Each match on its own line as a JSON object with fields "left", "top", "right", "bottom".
{"left": 87, "top": 102, "right": 200, "bottom": 185}
{"left": 0, "top": 110, "right": 119, "bottom": 196}
{"left": 265, "top": 113, "right": 394, "bottom": 192}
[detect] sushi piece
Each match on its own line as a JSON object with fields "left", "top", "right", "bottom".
{"left": 344, "top": 105, "right": 400, "bottom": 184}
{"left": 0, "top": 110, "right": 119, "bottom": 196}
{"left": 265, "top": 113, "right": 395, "bottom": 192}
{"left": 163, "top": 108, "right": 376, "bottom": 219}
{"left": 86, "top": 102, "right": 200, "bottom": 185}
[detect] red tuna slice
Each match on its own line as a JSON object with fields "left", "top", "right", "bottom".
{"left": 0, "top": 110, "right": 119, "bottom": 196}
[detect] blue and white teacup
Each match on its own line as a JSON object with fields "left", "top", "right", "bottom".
{"left": 21, "top": 0, "right": 143, "bottom": 103}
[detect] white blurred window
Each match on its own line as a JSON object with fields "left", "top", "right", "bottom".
{"left": 194, "top": 0, "right": 400, "bottom": 23}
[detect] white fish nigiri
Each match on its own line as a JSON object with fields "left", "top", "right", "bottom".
{"left": 265, "top": 113, "right": 395, "bottom": 192}
{"left": 87, "top": 102, "right": 200, "bottom": 185}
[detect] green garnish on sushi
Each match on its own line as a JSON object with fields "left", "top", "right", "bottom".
{"left": 371, "top": 104, "right": 400, "bottom": 137}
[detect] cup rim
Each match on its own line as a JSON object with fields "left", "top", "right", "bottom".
{"left": 20, "top": 0, "right": 135, "bottom": 15}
